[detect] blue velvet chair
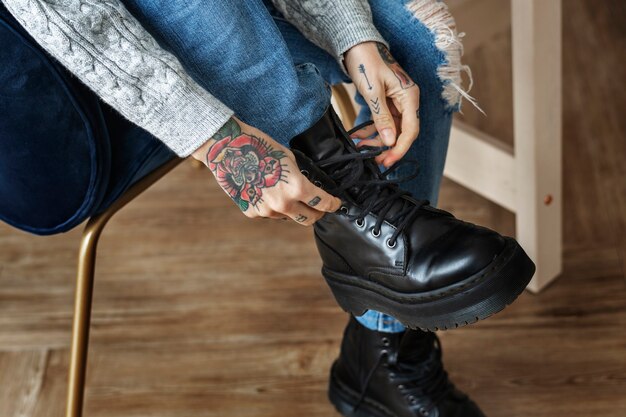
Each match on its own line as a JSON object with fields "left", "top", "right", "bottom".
{"left": 0, "top": 5, "right": 182, "bottom": 417}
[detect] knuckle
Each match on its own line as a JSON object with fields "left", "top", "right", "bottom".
{"left": 375, "top": 113, "right": 394, "bottom": 125}
{"left": 290, "top": 174, "right": 307, "bottom": 189}
{"left": 274, "top": 200, "right": 291, "bottom": 213}
{"left": 320, "top": 199, "right": 334, "bottom": 212}
{"left": 284, "top": 148, "right": 296, "bottom": 161}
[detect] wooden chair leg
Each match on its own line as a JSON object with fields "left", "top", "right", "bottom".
{"left": 512, "top": 0, "right": 563, "bottom": 292}
{"left": 65, "top": 157, "right": 183, "bottom": 417}
{"left": 332, "top": 84, "right": 357, "bottom": 129}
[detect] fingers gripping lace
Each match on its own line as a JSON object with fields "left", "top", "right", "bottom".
{"left": 317, "top": 121, "right": 428, "bottom": 244}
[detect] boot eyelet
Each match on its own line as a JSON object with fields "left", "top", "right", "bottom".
{"left": 371, "top": 228, "right": 381, "bottom": 238}
{"left": 408, "top": 396, "right": 417, "bottom": 404}
{"left": 419, "top": 407, "right": 429, "bottom": 416}
{"left": 300, "top": 169, "right": 310, "bottom": 178}
{"left": 386, "top": 239, "right": 397, "bottom": 248}
{"left": 340, "top": 206, "right": 349, "bottom": 215}
{"left": 314, "top": 180, "right": 322, "bottom": 187}
{"left": 355, "top": 218, "right": 365, "bottom": 228}
{"left": 381, "top": 337, "right": 390, "bottom": 346}
{"left": 397, "top": 384, "right": 405, "bottom": 390}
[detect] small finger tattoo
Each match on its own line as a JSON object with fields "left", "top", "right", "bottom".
{"left": 416, "top": 109, "right": 420, "bottom": 119}
{"left": 370, "top": 97, "right": 381, "bottom": 114}
{"left": 358, "top": 64, "right": 373, "bottom": 90}
{"left": 308, "top": 196, "right": 322, "bottom": 207}
{"left": 295, "top": 214, "right": 308, "bottom": 223}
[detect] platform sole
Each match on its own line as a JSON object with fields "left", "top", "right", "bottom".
{"left": 323, "top": 238, "right": 535, "bottom": 331}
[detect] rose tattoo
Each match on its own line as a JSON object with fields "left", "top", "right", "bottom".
{"left": 207, "top": 120, "right": 286, "bottom": 211}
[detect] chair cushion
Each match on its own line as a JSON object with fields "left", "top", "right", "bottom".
{"left": 96, "top": 105, "right": 175, "bottom": 214}
{"left": 0, "top": 5, "right": 175, "bottom": 235}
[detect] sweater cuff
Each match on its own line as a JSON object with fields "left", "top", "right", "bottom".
{"left": 144, "top": 82, "right": 234, "bottom": 157}
{"left": 317, "top": 11, "right": 389, "bottom": 72}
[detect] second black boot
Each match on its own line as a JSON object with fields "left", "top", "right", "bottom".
{"left": 329, "top": 316, "right": 486, "bottom": 417}
{"left": 289, "top": 107, "right": 535, "bottom": 330}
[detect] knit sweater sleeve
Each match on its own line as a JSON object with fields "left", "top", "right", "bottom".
{"left": 270, "top": 0, "right": 387, "bottom": 66}
{"left": 1, "top": 0, "right": 234, "bottom": 157}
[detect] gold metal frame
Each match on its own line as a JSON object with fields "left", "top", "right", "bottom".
{"left": 66, "top": 157, "right": 182, "bottom": 417}
{"left": 64, "top": 86, "right": 356, "bottom": 417}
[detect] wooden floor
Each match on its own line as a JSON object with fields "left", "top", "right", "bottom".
{"left": 1, "top": 0, "right": 625, "bottom": 416}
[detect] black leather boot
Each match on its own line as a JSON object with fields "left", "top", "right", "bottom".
{"left": 289, "top": 107, "right": 535, "bottom": 330}
{"left": 329, "top": 316, "right": 485, "bottom": 417}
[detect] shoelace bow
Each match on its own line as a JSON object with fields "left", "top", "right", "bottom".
{"left": 316, "top": 121, "right": 428, "bottom": 245}
{"left": 354, "top": 335, "right": 453, "bottom": 416}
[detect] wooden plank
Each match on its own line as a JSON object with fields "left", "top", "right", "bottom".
{"left": 445, "top": 121, "right": 516, "bottom": 212}
{"left": 0, "top": 350, "right": 49, "bottom": 417}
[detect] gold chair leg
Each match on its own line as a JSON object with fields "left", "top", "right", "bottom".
{"left": 331, "top": 84, "right": 357, "bottom": 130}
{"left": 66, "top": 157, "right": 183, "bottom": 417}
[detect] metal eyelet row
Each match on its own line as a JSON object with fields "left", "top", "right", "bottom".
{"left": 339, "top": 209, "right": 398, "bottom": 248}
{"left": 371, "top": 228, "right": 397, "bottom": 248}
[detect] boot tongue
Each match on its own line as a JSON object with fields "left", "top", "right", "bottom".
{"left": 289, "top": 107, "right": 353, "bottom": 163}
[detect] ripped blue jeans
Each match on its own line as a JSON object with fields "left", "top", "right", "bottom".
{"left": 121, "top": 0, "right": 469, "bottom": 333}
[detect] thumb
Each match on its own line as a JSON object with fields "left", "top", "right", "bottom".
{"left": 369, "top": 95, "right": 396, "bottom": 146}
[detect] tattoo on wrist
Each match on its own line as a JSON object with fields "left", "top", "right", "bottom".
{"left": 308, "top": 196, "right": 321, "bottom": 207}
{"left": 206, "top": 119, "right": 288, "bottom": 212}
{"left": 376, "top": 44, "right": 415, "bottom": 90}
{"left": 295, "top": 214, "right": 308, "bottom": 223}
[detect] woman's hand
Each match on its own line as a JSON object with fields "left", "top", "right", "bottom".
{"left": 344, "top": 42, "right": 420, "bottom": 167}
{"left": 192, "top": 117, "right": 342, "bottom": 225}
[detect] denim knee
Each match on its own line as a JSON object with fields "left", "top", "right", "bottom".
{"left": 370, "top": 0, "right": 477, "bottom": 113}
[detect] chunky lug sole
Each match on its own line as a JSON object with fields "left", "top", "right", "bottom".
{"left": 323, "top": 238, "right": 535, "bottom": 331}
{"left": 328, "top": 363, "right": 396, "bottom": 417}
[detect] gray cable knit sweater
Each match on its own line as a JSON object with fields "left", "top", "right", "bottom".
{"left": 2, "top": 0, "right": 385, "bottom": 157}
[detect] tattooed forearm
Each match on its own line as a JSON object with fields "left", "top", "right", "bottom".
{"left": 204, "top": 118, "right": 288, "bottom": 211}
{"left": 308, "top": 196, "right": 321, "bottom": 207}
{"left": 358, "top": 64, "right": 373, "bottom": 90}
{"left": 376, "top": 43, "right": 415, "bottom": 90}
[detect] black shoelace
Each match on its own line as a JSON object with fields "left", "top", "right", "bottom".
{"left": 354, "top": 335, "right": 453, "bottom": 416}
{"left": 316, "top": 121, "right": 428, "bottom": 246}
